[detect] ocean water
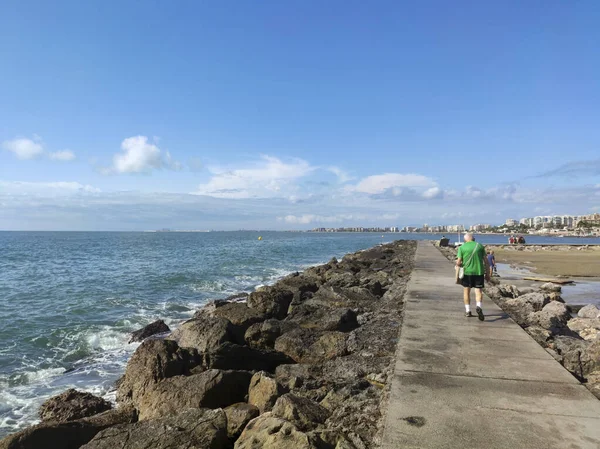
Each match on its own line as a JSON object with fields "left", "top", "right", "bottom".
{"left": 0, "top": 231, "right": 598, "bottom": 437}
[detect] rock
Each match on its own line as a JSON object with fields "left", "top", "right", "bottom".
{"left": 275, "top": 329, "right": 347, "bottom": 363}
{"left": 585, "top": 373, "right": 600, "bottom": 400}
{"left": 234, "top": 414, "right": 314, "bottom": 449}
{"left": 525, "top": 326, "right": 553, "bottom": 346}
{"left": 528, "top": 301, "right": 571, "bottom": 330}
{"left": 272, "top": 393, "right": 330, "bottom": 431}
{"left": 502, "top": 292, "right": 551, "bottom": 325}
{"left": 286, "top": 305, "right": 358, "bottom": 332}
{"left": 224, "top": 292, "right": 250, "bottom": 302}
{"left": 81, "top": 408, "right": 229, "bottom": 449}
{"left": 553, "top": 337, "right": 600, "bottom": 379}
{"left": 39, "top": 389, "right": 112, "bottom": 423}
{"left": 116, "top": 339, "right": 201, "bottom": 406}
{"left": 325, "top": 272, "right": 359, "bottom": 288}
{"left": 136, "top": 369, "right": 252, "bottom": 420}
{"left": 224, "top": 403, "right": 260, "bottom": 440}
{"left": 578, "top": 304, "right": 600, "bottom": 319}
{"left": 245, "top": 319, "right": 289, "bottom": 349}
{"left": 0, "top": 408, "right": 136, "bottom": 449}
{"left": 205, "top": 342, "right": 294, "bottom": 373}
{"left": 547, "top": 292, "right": 564, "bottom": 303}
{"left": 567, "top": 318, "right": 600, "bottom": 341}
{"left": 248, "top": 371, "right": 285, "bottom": 413}
{"left": 128, "top": 320, "right": 170, "bottom": 343}
{"left": 485, "top": 284, "right": 521, "bottom": 300}
{"left": 168, "top": 314, "right": 236, "bottom": 353}
{"left": 213, "top": 303, "right": 266, "bottom": 343}
{"left": 540, "top": 282, "right": 562, "bottom": 293}
{"left": 248, "top": 287, "right": 294, "bottom": 319}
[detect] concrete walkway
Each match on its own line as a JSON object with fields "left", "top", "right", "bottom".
{"left": 381, "top": 241, "right": 600, "bottom": 449}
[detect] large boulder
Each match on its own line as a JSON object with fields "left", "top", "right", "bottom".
{"left": 485, "top": 284, "right": 521, "bottom": 300}
{"left": 128, "top": 320, "right": 170, "bottom": 343}
{"left": 271, "top": 394, "right": 330, "bottom": 431}
{"left": 116, "top": 339, "right": 201, "bottom": 406}
{"left": 212, "top": 303, "right": 266, "bottom": 342}
{"left": 0, "top": 408, "right": 136, "bottom": 449}
{"left": 234, "top": 414, "right": 314, "bottom": 449}
{"left": 528, "top": 301, "right": 571, "bottom": 331}
{"left": 286, "top": 305, "right": 358, "bottom": 332}
{"left": 224, "top": 403, "right": 260, "bottom": 440}
{"left": 247, "top": 288, "right": 294, "bottom": 319}
{"left": 168, "top": 314, "right": 236, "bottom": 352}
{"left": 248, "top": 371, "right": 285, "bottom": 413}
{"left": 136, "top": 369, "right": 252, "bottom": 420}
{"left": 540, "top": 282, "right": 562, "bottom": 293}
{"left": 205, "top": 342, "right": 294, "bottom": 373}
{"left": 578, "top": 304, "right": 600, "bottom": 319}
{"left": 502, "top": 292, "right": 551, "bottom": 325}
{"left": 525, "top": 326, "right": 553, "bottom": 347}
{"left": 275, "top": 329, "right": 347, "bottom": 363}
{"left": 567, "top": 318, "right": 600, "bottom": 341}
{"left": 39, "top": 389, "right": 111, "bottom": 423}
{"left": 245, "top": 319, "right": 290, "bottom": 349}
{"left": 554, "top": 337, "right": 600, "bottom": 379}
{"left": 81, "top": 408, "right": 228, "bottom": 449}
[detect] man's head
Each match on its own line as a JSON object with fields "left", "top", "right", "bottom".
{"left": 464, "top": 232, "right": 474, "bottom": 242}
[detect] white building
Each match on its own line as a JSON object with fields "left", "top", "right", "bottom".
{"left": 505, "top": 218, "right": 518, "bottom": 226}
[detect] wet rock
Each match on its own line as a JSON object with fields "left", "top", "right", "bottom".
{"left": 528, "top": 301, "right": 571, "bottom": 330}
{"left": 39, "top": 389, "right": 112, "bottom": 423}
{"left": 81, "top": 408, "right": 228, "bottom": 449}
{"left": 234, "top": 414, "right": 314, "bottom": 449}
{"left": 205, "top": 342, "right": 294, "bottom": 373}
{"left": 275, "top": 329, "right": 347, "bottom": 363}
{"left": 224, "top": 403, "right": 260, "bottom": 440}
{"left": 136, "top": 369, "right": 252, "bottom": 420}
{"left": 248, "top": 287, "right": 294, "bottom": 319}
{"left": 540, "top": 282, "right": 562, "bottom": 293}
{"left": 272, "top": 393, "right": 331, "bottom": 431}
{"left": 0, "top": 407, "right": 136, "bottom": 449}
{"left": 168, "top": 314, "right": 236, "bottom": 353}
{"left": 248, "top": 371, "right": 285, "bottom": 413}
{"left": 128, "top": 319, "right": 170, "bottom": 343}
{"left": 116, "top": 339, "right": 201, "bottom": 406}
{"left": 578, "top": 304, "right": 600, "bottom": 319}
{"left": 567, "top": 318, "right": 600, "bottom": 341}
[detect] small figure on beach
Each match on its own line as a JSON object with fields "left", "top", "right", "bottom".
{"left": 487, "top": 250, "right": 497, "bottom": 277}
{"left": 518, "top": 235, "right": 526, "bottom": 244}
{"left": 456, "top": 232, "right": 490, "bottom": 321}
{"left": 509, "top": 236, "right": 514, "bottom": 244}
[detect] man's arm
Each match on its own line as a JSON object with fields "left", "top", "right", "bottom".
{"left": 456, "top": 247, "right": 463, "bottom": 267}
{"left": 482, "top": 249, "right": 490, "bottom": 280}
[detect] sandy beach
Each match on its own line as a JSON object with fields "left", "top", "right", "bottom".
{"left": 490, "top": 245, "right": 600, "bottom": 277}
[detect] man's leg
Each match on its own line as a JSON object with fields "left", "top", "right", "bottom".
{"left": 463, "top": 287, "right": 472, "bottom": 316}
{"left": 474, "top": 287, "right": 485, "bottom": 321}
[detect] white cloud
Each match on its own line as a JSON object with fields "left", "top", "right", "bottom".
{"left": 2, "top": 137, "right": 44, "bottom": 160}
{"left": 352, "top": 173, "right": 436, "bottom": 194}
{"left": 108, "top": 136, "right": 181, "bottom": 174}
{"left": 279, "top": 214, "right": 345, "bottom": 224}
{"left": 327, "top": 166, "right": 353, "bottom": 183}
{"left": 0, "top": 180, "right": 101, "bottom": 196}
{"left": 49, "top": 150, "right": 76, "bottom": 161}
{"left": 195, "top": 155, "right": 314, "bottom": 199}
{"left": 422, "top": 186, "right": 443, "bottom": 199}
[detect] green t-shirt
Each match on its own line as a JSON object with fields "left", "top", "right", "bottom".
{"left": 457, "top": 241, "right": 486, "bottom": 276}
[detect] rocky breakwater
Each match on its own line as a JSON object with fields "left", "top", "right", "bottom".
{"left": 486, "top": 283, "right": 600, "bottom": 399}
{"left": 0, "top": 240, "right": 416, "bottom": 449}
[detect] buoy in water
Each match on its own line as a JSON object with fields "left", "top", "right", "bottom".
{"left": 258, "top": 236, "right": 262, "bottom": 240}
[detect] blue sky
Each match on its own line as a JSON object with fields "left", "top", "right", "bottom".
{"left": 1, "top": 1, "right": 599, "bottom": 230}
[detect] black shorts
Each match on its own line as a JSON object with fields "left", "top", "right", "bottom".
{"left": 461, "top": 274, "right": 484, "bottom": 288}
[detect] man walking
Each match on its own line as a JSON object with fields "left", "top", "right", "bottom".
{"left": 456, "top": 233, "right": 490, "bottom": 321}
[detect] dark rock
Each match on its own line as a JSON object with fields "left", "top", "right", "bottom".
{"left": 168, "top": 314, "right": 236, "bottom": 352}
{"left": 248, "top": 371, "right": 286, "bottom": 413}
{"left": 286, "top": 305, "right": 358, "bottom": 332}
{"left": 136, "top": 369, "right": 252, "bottom": 420}
{"left": 245, "top": 319, "right": 291, "bottom": 349}
{"left": 234, "top": 414, "right": 314, "bottom": 449}
{"left": 39, "top": 389, "right": 111, "bottom": 423}
{"left": 116, "top": 339, "right": 201, "bottom": 407}
{"left": 205, "top": 342, "right": 294, "bottom": 373}
{"left": 275, "top": 329, "right": 347, "bottom": 363}
{"left": 248, "top": 287, "right": 294, "bottom": 319}
{"left": 81, "top": 408, "right": 228, "bottom": 449}
{"left": 0, "top": 407, "right": 136, "bottom": 449}
{"left": 128, "top": 320, "right": 170, "bottom": 343}
{"left": 212, "top": 302, "right": 266, "bottom": 343}
{"left": 272, "top": 393, "right": 330, "bottom": 431}
{"left": 553, "top": 336, "right": 600, "bottom": 379}
{"left": 224, "top": 403, "right": 260, "bottom": 440}
{"left": 224, "top": 292, "right": 250, "bottom": 302}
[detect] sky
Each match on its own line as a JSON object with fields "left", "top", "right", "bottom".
{"left": 1, "top": 0, "right": 599, "bottom": 230}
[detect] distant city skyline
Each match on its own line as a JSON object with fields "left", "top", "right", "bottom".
{"left": 1, "top": 2, "right": 599, "bottom": 230}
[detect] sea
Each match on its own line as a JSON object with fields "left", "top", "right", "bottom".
{"left": 1, "top": 231, "right": 599, "bottom": 437}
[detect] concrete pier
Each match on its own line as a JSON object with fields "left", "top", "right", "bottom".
{"left": 381, "top": 241, "right": 600, "bottom": 449}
